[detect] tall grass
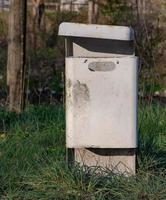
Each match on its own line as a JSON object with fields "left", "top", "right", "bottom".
{"left": 0, "top": 104, "right": 165, "bottom": 200}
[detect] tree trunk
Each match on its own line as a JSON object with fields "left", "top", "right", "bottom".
{"left": 136, "top": 0, "right": 145, "bottom": 21}
{"left": 88, "top": 0, "right": 98, "bottom": 24}
{"left": 88, "top": 0, "right": 94, "bottom": 23}
{"left": 7, "top": 0, "right": 27, "bottom": 113}
{"left": 32, "top": 0, "right": 39, "bottom": 53}
{"left": 94, "top": 0, "right": 99, "bottom": 23}
{"left": 31, "top": 0, "right": 45, "bottom": 52}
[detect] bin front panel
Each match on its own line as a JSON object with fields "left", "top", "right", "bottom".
{"left": 66, "top": 57, "right": 138, "bottom": 148}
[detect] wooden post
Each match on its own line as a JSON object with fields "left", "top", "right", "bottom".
{"left": 7, "top": 0, "right": 27, "bottom": 113}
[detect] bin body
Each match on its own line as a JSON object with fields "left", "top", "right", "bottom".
{"left": 59, "top": 22, "right": 138, "bottom": 174}
{"left": 66, "top": 57, "right": 138, "bottom": 148}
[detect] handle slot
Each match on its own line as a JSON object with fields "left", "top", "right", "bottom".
{"left": 88, "top": 62, "right": 116, "bottom": 72}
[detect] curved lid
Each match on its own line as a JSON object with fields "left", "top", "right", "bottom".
{"left": 58, "top": 22, "right": 134, "bottom": 41}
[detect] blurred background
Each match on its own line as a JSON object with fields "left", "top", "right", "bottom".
{"left": 0, "top": 2, "right": 166, "bottom": 199}
{"left": 0, "top": 0, "right": 166, "bottom": 107}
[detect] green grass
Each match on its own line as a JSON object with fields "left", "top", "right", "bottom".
{"left": 0, "top": 104, "right": 165, "bottom": 200}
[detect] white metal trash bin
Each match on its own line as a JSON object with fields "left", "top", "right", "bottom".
{"left": 58, "top": 22, "right": 138, "bottom": 174}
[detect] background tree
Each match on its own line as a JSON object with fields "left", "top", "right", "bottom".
{"left": 31, "top": 0, "right": 45, "bottom": 53}
{"left": 88, "top": 0, "right": 98, "bottom": 24}
{"left": 7, "top": 0, "right": 27, "bottom": 113}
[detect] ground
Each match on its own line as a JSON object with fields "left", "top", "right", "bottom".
{"left": 0, "top": 103, "right": 165, "bottom": 200}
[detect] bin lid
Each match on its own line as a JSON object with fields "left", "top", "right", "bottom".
{"left": 58, "top": 22, "right": 134, "bottom": 41}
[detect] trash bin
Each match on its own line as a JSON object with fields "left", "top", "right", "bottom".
{"left": 58, "top": 23, "right": 138, "bottom": 174}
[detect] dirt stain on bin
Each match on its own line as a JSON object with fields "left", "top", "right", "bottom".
{"left": 73, "top": 80, "right": 90, "bottom": 104}
{"left": 66, "top": 79, "right": 72, "bottom": 89}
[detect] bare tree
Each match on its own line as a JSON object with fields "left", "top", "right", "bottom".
{"left": 31, "top": 0, "right": 45, "bottom": 52}
{"left": 7, "top": 0, "right": 27, "bottom": 113}
{"left": 136, "top": 0, "right": 146, "bottom": 21}
{"left": 88, "top": 0, "right": 98, "bottom": 24}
